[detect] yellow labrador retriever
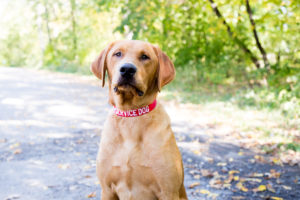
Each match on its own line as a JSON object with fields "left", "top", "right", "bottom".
{"left": 91, "top": 40, "right": 187, "bottom": 200}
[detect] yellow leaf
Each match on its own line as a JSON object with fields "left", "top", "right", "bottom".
{"left": 193, "top": 150, "right": 201, "bottom": 155}
{"left": 254, "top": 185, "right": 266, "bottom": 192}
{"left": 238, "top": 151, "right": 244, "bottom": 156}
{"left": 234, "top": 176, "right": 239, "bottom": 181}
{"left": 200, "top": 189, "right": 210, "bottom": 194}
{"left": 229, "top": 170, "right": 240, "bottom": 175}
{"left": 271, "top": 197, "right": 283, "bottom": 200}
{"left": 272, "top": 158, "right": 282, "bottom": 165}
{"left": 9, "top": 142, "right": 20, "bottom": 149}
{"left": 236, "top": 182, "right": 248, "bottom": 192}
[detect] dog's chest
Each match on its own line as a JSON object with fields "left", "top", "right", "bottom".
{"left": 104, "top": 136, "right": 159, "bottom": 199}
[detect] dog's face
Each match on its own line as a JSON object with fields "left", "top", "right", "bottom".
{"left": 91, "top": 40, "right": 175, "bottom": 101}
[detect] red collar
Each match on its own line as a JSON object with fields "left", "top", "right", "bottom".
{"left": 113, "top": 100, "right": 157, "bottom": 117}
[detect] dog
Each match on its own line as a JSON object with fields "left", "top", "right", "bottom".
{"left": 91, "top": 40, "right": 187, "bottom": 200}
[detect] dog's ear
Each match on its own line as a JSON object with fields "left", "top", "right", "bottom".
{"left": 90, "top": 42, "right": 115, "bottom": 87}
{"left": 153, "top": 46, "right": 175, "bottom": 91}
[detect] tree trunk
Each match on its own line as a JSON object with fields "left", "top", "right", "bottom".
{"left": 43, "top": 0, "right": 52, "bottom": 46}
{"left": 70, "top": 0, "right": 77, "bottom": 59}
{"left": 245, "top": 0, "right": 270, "bottom": 70}
{"left": 208, "top": 0, "right": 261, "bottom": 69}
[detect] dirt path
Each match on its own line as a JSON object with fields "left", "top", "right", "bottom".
{"left": 0, "top": 67, "right": 299, "bottom": 200}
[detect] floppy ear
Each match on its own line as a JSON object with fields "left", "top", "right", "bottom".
{"left": 154, "top": 46, "right": 175, "bottom": 91}
{"left": 90, "top": 42, "right": 114, "bottom": 87}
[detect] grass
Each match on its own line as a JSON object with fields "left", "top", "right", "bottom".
{"left": 161, "top": 67, "right": 300, "bottom": 157}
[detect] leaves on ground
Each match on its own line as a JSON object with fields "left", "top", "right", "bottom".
{"left": 87, "top": 191, "right": 96, "bottom": 198}
{"left": 188, "top": 182, "right": 200, "bottom": 189}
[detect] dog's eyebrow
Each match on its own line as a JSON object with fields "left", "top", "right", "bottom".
{"left": 139, "top": 50, "right": 150, "bottom": 55}
{"left": 112, "top": 48, "right": 123, "bottom": 53}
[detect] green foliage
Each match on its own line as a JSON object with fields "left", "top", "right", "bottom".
{"left": 0, "top": 29, "right": 29, "bottom": 67}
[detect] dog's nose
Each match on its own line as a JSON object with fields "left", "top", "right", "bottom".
{"left": 120, "top": 63, "right": 136, "bottom": 78}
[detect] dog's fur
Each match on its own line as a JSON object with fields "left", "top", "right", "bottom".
{"left": 91, "top": 40, "right": 187, "bottom": 200}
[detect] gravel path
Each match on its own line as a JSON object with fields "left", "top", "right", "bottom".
{"left": 0, "top": 67, "right": 299, "bottom": 200}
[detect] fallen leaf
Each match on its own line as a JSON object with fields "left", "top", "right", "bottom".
{"left": 229, "top": 170, "right": 240, "bottom": 175}
{"left": 249, "top": 173, "right": 263, "bottom": 177}
{"left": 224, "top": 174, "right": 233, "bottom": 184}
{"left": 209, "top": 179, "right": 223, "bottom": 189}
{"left": 13, "top": 149, "right": 22, "bottom": 154}
{"left": 199, "top": 189, "right": 210, "bottom": 194}
{"left": 234, "top": 176, "right": 239, "bottom": 181}
{"left": 271, "top": 157, "right": 282, "bottom": 165}
{"left": 236, "top": 182, "right": 248, "bottom": 192}
{"left": 254, "top": 155, "right": 266, "bottom": 163}
{"left": 238, "top": 151, "right": 244, "bottom": 156}
{"left": 193, "top": 175, "right": 200, "bottom": 179}
{"left": 201, "top": 169, "right": 214, "bottom": 178}
{"left": 189, "top": 182, "right": 200, "bottom": 189}
{"left": 270, "top": 169, "right": 281, "bottom": 178}
{"left": 223, "top": 183, "right": 231, "bottom": 189}
{"left": 58, "top": 164, "right": 70, "bottom": 170}
{"left": 243, "top": 178, "right": 262, "bottom": 183}
{"left": 87, "top": 191, "right": 96, "bottom": 198}
{"left": 9, "top": 142, "right": 20, "bottom": 149}
{"left": 253, "top": 185, "right": 266, "bottom": 192}
{"left": 270, "top": 197, "right": 283, "bottom": 200}
{"left": 282, "top": 185, "right": 291, "bottom": 190}
{"left": 267, "top": 183, "right": 276, "bottom": 193}
{"left": 193, "top": 150, "right": 201, "bottom": 155}
{"left": 205, "top": 157, "right": 214, "bottom": 163}
{"left": 217, "top": 162, "right": 227, "bottom": 166}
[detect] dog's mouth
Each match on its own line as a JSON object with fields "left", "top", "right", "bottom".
{"left": 114, "top": 79, "right": 144, "bottom": 97}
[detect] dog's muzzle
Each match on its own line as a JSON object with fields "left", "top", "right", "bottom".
{"left": 114, "top": 63, "right": 144, "bottom": 96}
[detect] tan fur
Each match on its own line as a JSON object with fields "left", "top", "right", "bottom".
{"left": 91, "top": 40, "right": 187, "bottom": 200}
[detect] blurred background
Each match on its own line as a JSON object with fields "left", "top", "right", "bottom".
{"left": 0, "top": 0, "right": 299, "bottom": 154}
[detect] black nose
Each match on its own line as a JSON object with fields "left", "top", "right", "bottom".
{"left": 120, "top": 63, "right": 137, "bottom": 78}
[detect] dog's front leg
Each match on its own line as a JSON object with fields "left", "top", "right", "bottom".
{"left": 101, "top": 189, "right": 119, "bottom": 200}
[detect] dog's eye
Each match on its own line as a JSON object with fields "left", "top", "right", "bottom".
{"left": 140, "top": 54, "right": 150, "bottom": 60}
{"left": 114, "top": 52, "right": 122, "bottom": 57}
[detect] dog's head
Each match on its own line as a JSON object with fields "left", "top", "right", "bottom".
{"left": 91, "top": 40, "right": 175, "bottom": 107}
